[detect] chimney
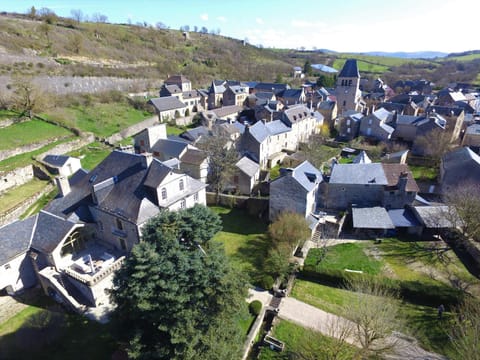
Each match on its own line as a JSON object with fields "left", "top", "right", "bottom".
{"left": 55, "top": 176, "right": 71, "bottom": 197}
{"left": 397, "top": 172, "right": 408, "bottom": 193}
{"left": 142, "top": 153, "right": 153, "bottom": 168}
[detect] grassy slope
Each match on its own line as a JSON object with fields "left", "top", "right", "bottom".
{"left": 0, "top": 179, "right": 50, "bottom": 213}
{"left": 0, "top": 118, "right": 73, "bottom": 150}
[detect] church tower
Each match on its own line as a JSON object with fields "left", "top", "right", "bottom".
{"left": 335, "top": 59, "right": 363, "bottom": 114}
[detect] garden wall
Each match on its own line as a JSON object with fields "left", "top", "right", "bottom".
{"left": 35, "top": 133, "right": 95, "bottom": 161}
{"left": 104, "top": 116, "right": 158, "bottom": 145}
{"left": 0, "top": 165, "right": 34, "bottom": 193}
{"left": 206, "top": 192, "right": 269, "bottom": 218}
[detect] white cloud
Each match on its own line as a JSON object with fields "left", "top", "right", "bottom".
{"left": 217, "top": 16, "right": 227, "bottom": 23}
{"left": 200, "top": 13, "right": 208, "bottom": 21}
{"left": 255, "top": 17, "right": 264, "bottom": 25}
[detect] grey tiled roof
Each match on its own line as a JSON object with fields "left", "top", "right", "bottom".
{"left": 210, "top": 105, "right": 243, "bottom": 118}
{"left": 292, "top": 161, "right": 322, "bottom": 191}
{"left": 181, "top": 126, "right": 210, "bottom": 142}
{"left": 143, "top": 159, "right": 173, "bottom": 188}
{"left": 31, "top": 211, "right": 79, "bottom": 254}
{"left": 180, "top": 149, "right": 207, "bottom": 165}
{"left": 236, "top": 156, "right": 259, "bottom": 177}
{"left": 413, "top": 206, "right": 454, "bottom": 228}
{"left": 248, "top": 121, "right": 269, "bottom": 143}
{"left": 396, "top": 115, "right": 422, "bottom": 125}
{"left": 388, "top": 208, "right": 420, "bottom": 227}
{"left": 465, "top": 123, "right": 480, "bottom": 135}
{"left": 42, "top": 154, "right": 71, "bottom": 167}
{"left": 149, "top": 96, "right": 186, "bottom": 112}
{"left": 330, "top": 163, "right": 387, "bottom": 185}
{"left": 352, "top": 151, "right": 372, "bottom": 164}
{"left": 151, "top": 139, "right": 189, "bottom": 159}
{"left": 283, "top": 104, "right": 313, "bottom": 124}
{"left": 266, "top": 120, "right": 290, "bottom": 135}
{"left": 0, "top": 215, "right": 37, "bottom": 265}
{"left": 338, "top": 59, "right": 359, "bottom": 78}
{"left": 352, "top": 207, "right": 394, "bottom": 229}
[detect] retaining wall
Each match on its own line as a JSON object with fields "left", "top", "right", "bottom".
{"left": 104, "top": 116, "right": 158, "bottom": 145}
{"left": 0, "top": 165, "right": 34, "bottom": 193}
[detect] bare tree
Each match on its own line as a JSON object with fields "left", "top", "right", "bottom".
{"left": 70, "top": 9, "right": 83, "bottom": 23}
{"left": 413, "top": 128, "right": 453, "bottom": 164}
{"left": 11, "top": 76, "right": 39, "bottom": 117}
{"left": 343, "top": 277, "right": 400, "bottom": 358}
{"left": 91, "top": 13, "right": 108, "bottom": 23}
{"left": 197, "top": 134, "right": 238, "bottom": 204}
{"left": 155, "top": 22, "right": 167, "bottom": 30}
{"left": 448, "top": 297, "right": 480, "bottom": 360}
{"left": 444, "top": 182, "right": 480, "bottom": 242}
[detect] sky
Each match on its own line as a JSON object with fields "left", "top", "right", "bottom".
{"left": 1, "top": 0, "right": 477, "bottom": 53}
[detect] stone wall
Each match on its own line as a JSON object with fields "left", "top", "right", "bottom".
{"left": 0, "top": 165, "right": 34, "bottom": 193}
{"left": 206, "top": 192, "right": 269, "bottom": 218}
{"left": 35, "top": 133, "right": 95, "bottom": 161}
{"left": 0, "top": 138, "right": 55, "bottom": 162}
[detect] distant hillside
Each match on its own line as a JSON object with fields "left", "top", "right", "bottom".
{"left": 0, "top": 12, "right": 479, "bottom": 89}
{"left": 361, "top": 51, "right": 448, "bottom": 59}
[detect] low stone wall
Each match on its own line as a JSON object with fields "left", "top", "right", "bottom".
{"left": 0, "top": 138, "right": 55, "bottom": 162}
{"left": 0, "top": 183, "right": 54, "bottom": 226}
{"left": 35, "top": 133, "right": 95, "bottom": 161}
{"left": 0, "top": 165, "right": 34, "bottom": 193}
{"left": 104, "top": 116, "right": 158, "bottom": 145}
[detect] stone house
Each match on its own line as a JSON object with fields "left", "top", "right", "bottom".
{"left": 426, "top": 106, "right": 464, "bottom": 143}
{"left": 440, "top": 147, "right": 480, "bottom": 194}
{"left": 42, "top": 155, "right": 82, "bottom": 177}
{"left": 207, "top": 80, "right": 227, "bottom": 109}
{"left": 337, "top": 110, "right": 363, "bottom": 141}
{"left": 321, "top": 163, "right": 418, "bottom": 210}
{"left": 316, "top": 100, "right": 338, "bottom": 130}
{"left": 269, "top": 161, "right": 322, "bottom": 221}
{"left": 229, "top": 156, "right": 260, "bottom": 195}
{"left": 392, "top": 115, "right": 423, "bottom": 142}
{"left": 359, "top": 108, "right": 395, "bottom": 141}
{"left": 0, "top": 216, "right": 37, "bottom": 294}
{"left": 203, "top": 105, "right": 243, "bottom": 125}
{"left": 411, "top": 114, "right": 447, "bottom": 156}
{"left": 1, "top": 150, "right": 207, "bottom": 312}
{"left": 277, "top": 88, "right": 306, "bottom": 106}
{"left": 223, "top": 85, "right": 249, "bottom": 107}
{"left": 164, "top": 74, "right": 192, "bottom": 92}
{"left": 149, "top": 96, "right": 187, "bottom": 123}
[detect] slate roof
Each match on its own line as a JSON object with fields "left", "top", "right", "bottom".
{"left": 165, "top": 75, "right": 190, "bottom": 84}
{"left": 388, "top": 208, "right": 421, "bottom": 227}
{"left": 254, "top": 82, "right": 289, "bottom": 94}
{"left": 352, "top": 207, "right": 395, "bottom": 229}
{"left": 236, "top": 156, "right": 259, "bottom": 177}
{"left": 143, "top": 159, "right": 173, "bottom": 188}
{"left": 31, "top": 211, "right": 80, "bottom": 254}
{"left": 465, "top": 123, "right": 480, "bottom": 135}
{"left": 160, "top": 84, "right": 182, "bottom": 96}
{"left": 382, "top": 164, "right": 419, "bottom": 192}
{"left": 372, "top": 108, "right": 393, "bottom": 123}
{"left": 180, "top": 126, "right": 210, "bottom": 142}
{"left": 180, "top": 149, "right": 207, "bottom": 165}
{"left": 396, "top": 115, "right": 422, "bottom": 125}
{"left": 330, "top": 163, "right": 388, "bottom": 185}
{"left": 279, "top": 88, "right": 304, "bottom": 100}
{"left": 149, "top": 96, "right": 186, "bottom": 112}
{"left": 311, "top": 64, "right": 338, "bottom": 73}
{"left": 283, "top": 104, "right": 313, "bottom": 124}
{"left": 338, "top": 59, "right": 360, "bottom": 78}
{"left": 42, "top": 154, "right": 71, "bottom": 167}
{"left": 377, "top": 102, "right": 405, "bottom": 113}
{"left": 441, "top": 147, "right": 480, "bottom": 186}
{"left": 292, "top": 161, "right": 323, "bottom": 191}
{"left": 182, "top": 90, "right": 200, "bottom": 99}
{"left": 210, "top": 105, "right": 243, "bottom": 118}
{"left": 266, "top": 120, "right": 290, "bottom": 135}
{"left": 413, "top": 206, "right": 454, "bottom": 228}
{"left": 209, "top": 80, "right": 226, "bottom": 94}
{"left": 247, "top": 121, "right": 269, "bottom": 143}
{"left": 151, "top": 139, "right": 189, "bottom": 159}
{"left": 227, "top": 85, "right": 248, "bottom": 94}
{"left": 0, "top": 215, "right": 37, "bottom": 265}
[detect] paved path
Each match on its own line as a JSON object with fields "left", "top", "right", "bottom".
{"left": 247, "top": 287, "right": 273, "bottom": 306}
{"left": 277, "top": 296, "right": 448, "bottom": 360}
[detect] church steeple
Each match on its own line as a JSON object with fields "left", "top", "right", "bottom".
{"left": 336, "top": 59, "right": 363, "bottom": 114}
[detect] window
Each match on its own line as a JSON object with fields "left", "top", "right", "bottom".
{"left": 194, "top": 193, "right": 199, "bottom": 202}
{"left": 161, "top": 187, "right": 167, "bottom": 200}
{"left": 119, "top": 238, "right": 127, "bottom": 251}
{"left": 368, "top": 118, "right": 372, "bottom": 125}
{"left": 116, "top": 218, "right": 123, "bottom": 230}
{"left": 180, "top": 199, "right": 186, "bottom": 209}
{"left": 343, "top": 101, "right": 346, "bottom": 107}
{"left": 4, "top": 264, "right": 11, "bottom": 270}
{"left": 348, "top": 80, "right": 352, "bottom": 86}
{"left": 140, "top": 140, "right": 145, "bottom": 146}
{"left": 179, "top": 179, "right": 184, "bottom": 191}
{"left": 61, "top": 231, "right": 85, "bottom": 257}
{"left": 346, "top": 119, "right": 351, "bottom": 125}
{"left": 347, "top": 127, "right": 351, "bottom": 134}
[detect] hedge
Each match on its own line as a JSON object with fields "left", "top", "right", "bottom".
{"left": 249, "top": 300, "right": 263, "bottom": 316}
{"left": 300, "top": 266, "right": 464, "bottom": 309}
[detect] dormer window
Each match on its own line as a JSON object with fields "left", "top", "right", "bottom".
{"left": 116, "top": 218, "right": 123, "bottom": 230}
{"left": 179, "top": 179, "right": 184, "bottom": 191}
{"left": 161, "top": 187, "right": 167, "bottom": 200}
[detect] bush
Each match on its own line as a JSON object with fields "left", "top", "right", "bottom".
{"left": 259, "top": 275, "right": 274, "bottom": 290}
{"left": 248, "top": 300, "right": 262, "bottom": 316}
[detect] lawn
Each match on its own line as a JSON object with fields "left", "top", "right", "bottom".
{"left": 0, "top": 137, "right": 77, "bottom": 173}
{"left": 0, "top": 118, "right": 73, "bottom": 151}
{"left": 409, "top": 165, "right": 438, "bottom": 181}
{"left": 67, "top": 141, "right": 112, "bottom": 170}
{"left": 211, "top": 206, "right": 269, "bottom": 282}
{"left": 0, "top": 179, "right": 50, "bottom": 215}
{"left": 20, "top": 187, "right": 58, "bottom": 219}
{"left": 304, "top": 243, "right": 383, "bottom": 275}
{"left": 291, "top": 279, "right": 453, "bottom": 355}
{"left": 45, "top": 102, "right": 151, "bottom": 138}
{"left": 257, "top": 319, "right": 357, "bottom": 360}
{"left": 0, "top": 110, "right": 20, "bottom": 120}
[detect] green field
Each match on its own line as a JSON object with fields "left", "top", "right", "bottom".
{"left": 409, "top": 165, "right": 438, "bottom": 181}
{"left": 0, "top": 179, "right": 50, "bottom": 215}
{"left": 45, "top": 103, "right": 151, "bottom": 138}
{"left": 67, "top": 141, "right": 112, "bottom": 171}
{"left": 0, "top": 118, "right": 73, "bottom": 151}
{"left": 211, "top": 206, "right": 269, "bottom": 282}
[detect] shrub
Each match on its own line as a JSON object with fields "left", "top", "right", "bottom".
{"left": 248, "top": 300, "right": 262, "bottom": 316}
{"left": 259, "top": 275, "right": 274, "bottom": 290}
